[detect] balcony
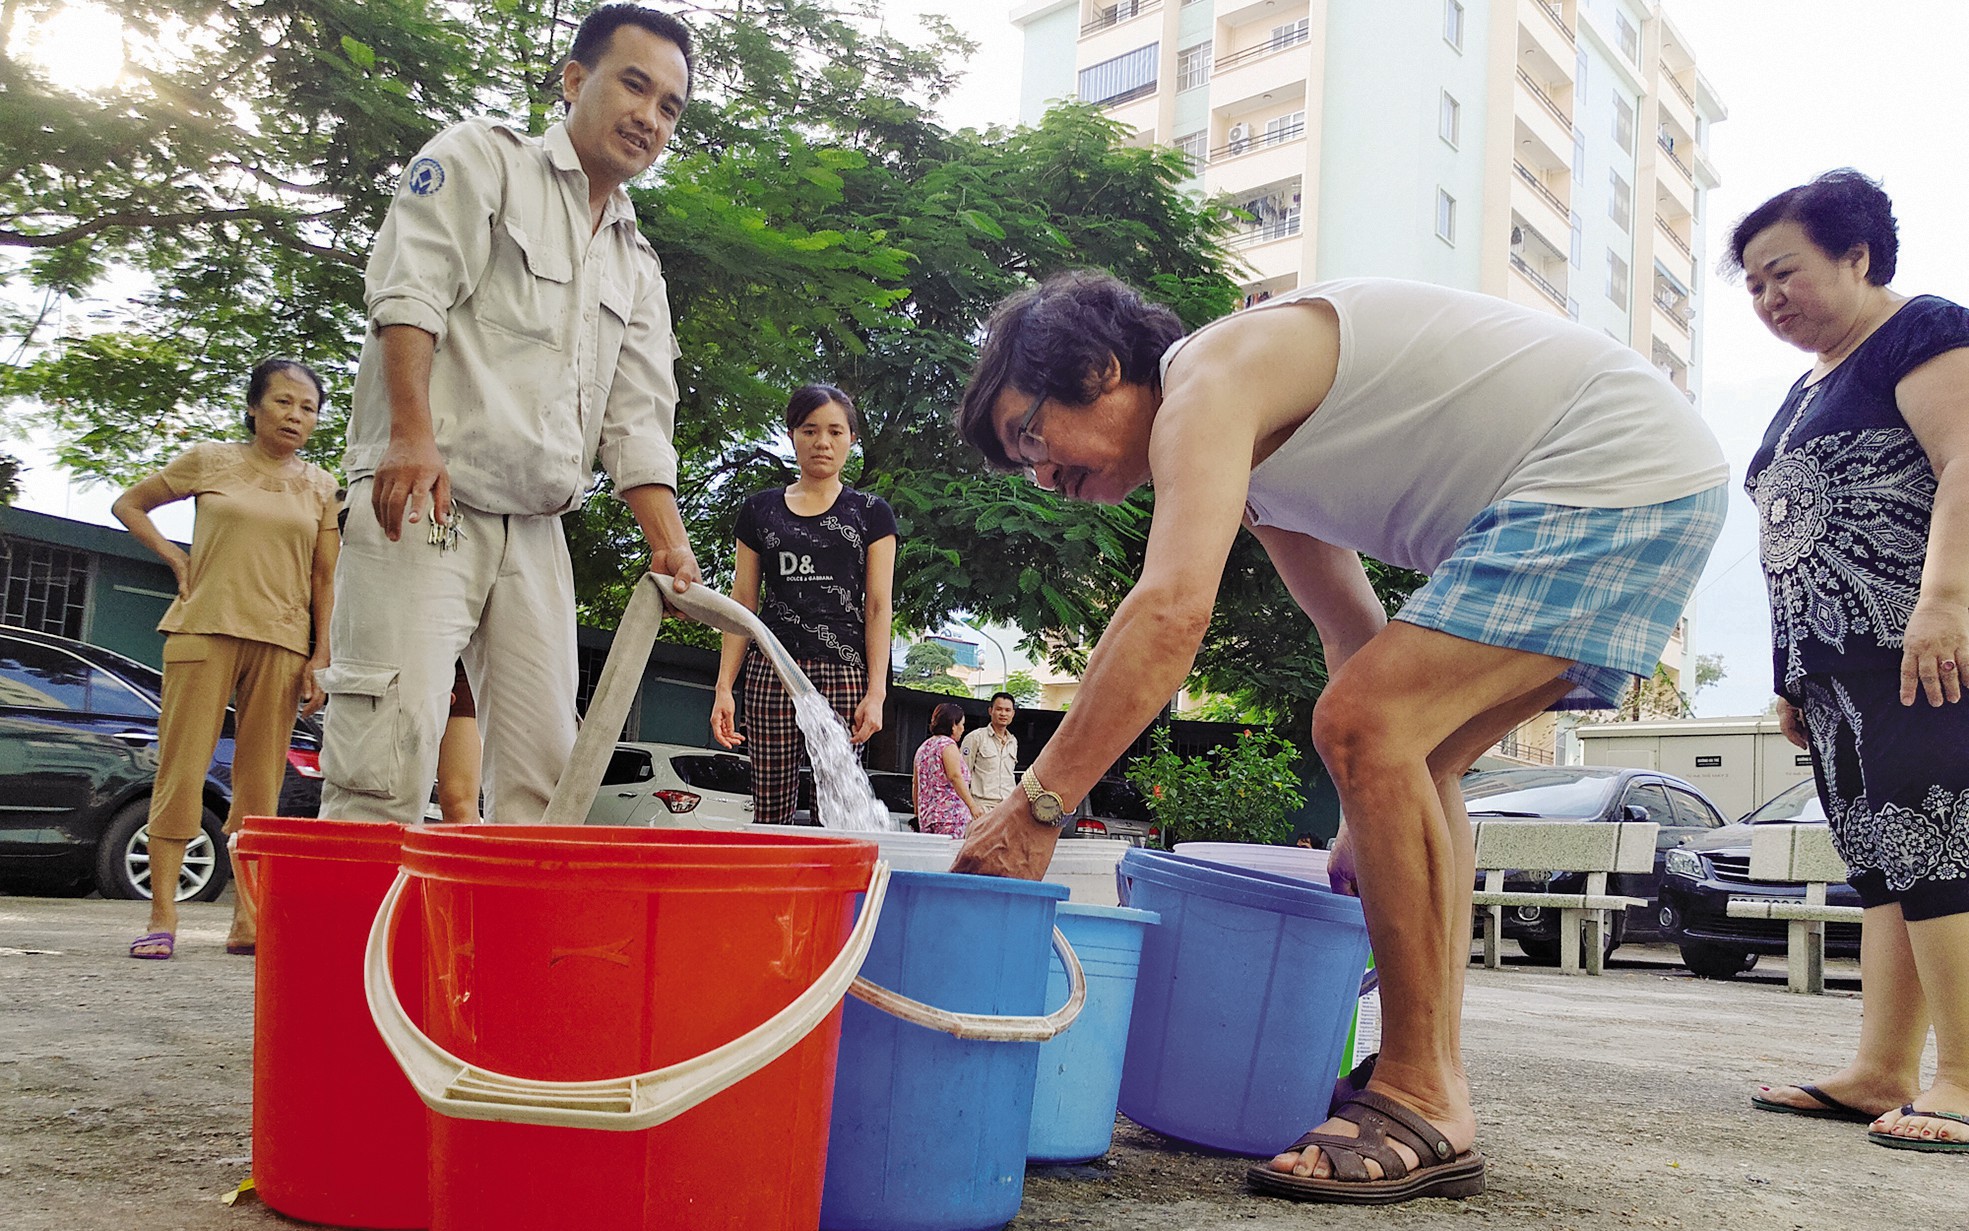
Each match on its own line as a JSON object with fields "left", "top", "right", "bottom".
{"left": 1654, "top": 213, "right": 1694, "bottom": 271}
{"left": 1081, "top": 0, "right": 1162, "bottom": 37}
{"left": 1518, "top": 2, "right": 1575, "bottom": 82}
{"left": 1228, "top": 215, "right": 1302, "bottom": 249}
{"left": 1516, "top": 67, "right": 1571, "bottom": 129}
{"left": 1209, "top": 118, "right": 1304, "bottom": 163}
{"left": 1657, "top": 132, "right": 1693, "bottom": 181}
{"left": 1211, "top": 36, "right": 1310, "bottom": 108}
{"left": 1514, "top": 160, "right": 1568, "bottom": 220}
{"left": 1534, "top": 0, "right": 1573, "bottom": 41}
{"left": 1656, "top": 69, "right": 1697, "bottom": 135}
{"left": 1510, "top": 252, "right": 1567, "bottom": 310}
{"left": 1214, "top": 23, "right": 1310, "bottom": 73}
{"left": 1652, "top": 308, "right": 1692, "bottom": 368}
{"left": 1514, "top": 73, "right": 1572, "bottom": 170}
{"left": 1655, "top": 149, "right": 1695, "bottom": 216}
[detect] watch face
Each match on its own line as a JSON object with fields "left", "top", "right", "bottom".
{"left": 1032, "top": 792, "right": 1064, "bottom": 825}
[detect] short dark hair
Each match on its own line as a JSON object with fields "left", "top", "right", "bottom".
{"left": 929, "top": 702, "right": 966, "bottom": 739}
{"left": 569, "top": 4, "right": 694, "bottom": 101}
{"left": 244, "top": 358, "right": 324, "bottom": 436}
{"left": 1726, "top": 169, "right": 1899, "bottom": 286}
{"left": 956, "top": 269, "right": 1187, "bottom": 471}
{"left": 989, "top": 691, "right": 1017, "bottom": 708}
{"left": 786, "top": 383, "right": 860, "bottom": 435}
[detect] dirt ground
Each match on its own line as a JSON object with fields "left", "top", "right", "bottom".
{"left": 3, "top": 894, "right": 1963, "bottom": 1231}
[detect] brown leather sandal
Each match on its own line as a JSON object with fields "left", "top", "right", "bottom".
{"left": 1246, "top": 1089, "right": 1487, "bottom": 1205}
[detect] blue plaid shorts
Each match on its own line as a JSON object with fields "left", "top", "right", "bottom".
{"left": 1394, "top": 486, "right": 1728, "bottom": 708}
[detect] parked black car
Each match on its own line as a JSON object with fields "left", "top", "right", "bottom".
{"left": 0, "top": 625, "right": 322, "bottom": 901}
{"left": 1464, "top": 765, "right": 1732, "bottom": 963}
{"left": 1658, "top": 778, "right": 1861, "bottom": 979}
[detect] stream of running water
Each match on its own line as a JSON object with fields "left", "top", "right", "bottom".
{"left": 661, "top": 579, "right": 898, "bottom": 833}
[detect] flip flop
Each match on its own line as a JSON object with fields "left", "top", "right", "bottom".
{"left": 1751, "top": 1083, "right": 1882, "bottom": 1124}
{"left": 225, "top": 942, "right": 257, "bottom": 957}
{"left": 1247, "top": 1089, "right": 1487, "bottom": 1206}
{"left": 129, "top": 931, "right": 175, "bottom": 960}
{"left": 1869, "top": 1106, "right": 1969, "bottom": 1153}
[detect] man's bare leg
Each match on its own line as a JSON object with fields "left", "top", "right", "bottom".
{"left": 1267, "top": 622, "right": 1574, "bottom": 1182}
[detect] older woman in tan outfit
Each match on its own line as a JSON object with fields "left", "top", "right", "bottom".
{"left": 112, "top": 359, "right": 340, "bottom": 958}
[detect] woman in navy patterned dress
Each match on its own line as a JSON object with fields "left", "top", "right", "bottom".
{"left": 1732, "top": 170, "right": 1969, "bottom": 1151}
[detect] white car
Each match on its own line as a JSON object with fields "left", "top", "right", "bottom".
{"left": 586, "top": 742, "right": 759, "bottom": 828}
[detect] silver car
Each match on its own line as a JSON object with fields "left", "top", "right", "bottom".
{"left": 586, "top": 742, "right": 758, "bottom": 827}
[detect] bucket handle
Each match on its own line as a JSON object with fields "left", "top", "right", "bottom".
{"left": 1118, "top": 866, "right": 1377, "bottom": 998}
{"left": 847, "top": 926, "right": 1085, "bottom": 1043}
{"left": 361, "top": 859, "right": 892, "bottom": 1131}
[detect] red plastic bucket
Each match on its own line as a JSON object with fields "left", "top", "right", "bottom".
{"left": 379, "top": 824, "right": 879, "bottom": 1231}
{"left": 234, "top": 817, "right": 428, "bottom": 1228}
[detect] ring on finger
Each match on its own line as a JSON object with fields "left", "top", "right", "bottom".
{"left": 1943, "top": 660, "right": 1958, "bottom": 673}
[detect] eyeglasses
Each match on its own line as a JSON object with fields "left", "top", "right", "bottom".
{"left": 1014, "top": 390, "right": 1049, "bottom": 469}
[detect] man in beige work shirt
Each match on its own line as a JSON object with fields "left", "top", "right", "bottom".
{"left": 961, "top": 691, "right": 1021, "bottom": 812}
{"left": 320, "top": 5, "right": 700, "bottom": 826}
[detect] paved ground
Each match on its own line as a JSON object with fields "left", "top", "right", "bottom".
{"left": 2, "top": 894, "right": 1962, "bottom": 1230}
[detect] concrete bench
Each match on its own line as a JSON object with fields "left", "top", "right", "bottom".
{"left": 1725, "top": 823, "right": 1861, "bottom": 994}
{"left": 1471, "top": 820, "right": 1658, "bottom": 975}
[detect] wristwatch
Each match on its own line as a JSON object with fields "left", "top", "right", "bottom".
{"left": 1022, "top": 772, "right": 1068, "bottom": 827}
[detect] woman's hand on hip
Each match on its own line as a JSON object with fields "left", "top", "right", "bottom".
{"left": 165, "top": 547, "right": 191, "bottom": 599}
{"left": 1900, "top": 597, "right": 1969, "bottom": 706}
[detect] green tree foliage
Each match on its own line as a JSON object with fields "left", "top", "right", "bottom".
{"left": 0, "top": 451, "right": 21, "bottom": 505}
{"left": 3, "top": 0, "right": 1421, "bottom": 711}
{"left": 895, "top": 640, "right": 965, "bottom": 695}
{"left": 1692, "top": 651, "right": 1726, "bottom": 697}
{"left": 1125, "top": 725, "right": 1305, "bottom": 846}
{"left": 1000, "top": 670, "right": 1041, "bottom": 705}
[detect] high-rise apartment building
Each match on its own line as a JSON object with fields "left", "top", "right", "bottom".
{"left": 1011, "top": 0, "right": 1726, "bottom": 746}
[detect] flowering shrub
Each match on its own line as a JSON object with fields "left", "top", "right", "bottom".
{"left": 1124, "top": 726, "right": 1306, "bottom": 846}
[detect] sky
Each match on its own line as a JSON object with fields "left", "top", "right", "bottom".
{"left": 17, "top": 0, "right": 1969, "bottom": 716}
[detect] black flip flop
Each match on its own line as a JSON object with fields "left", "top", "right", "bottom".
{"left": 1750, "top": 1083, "right": 1880, "bottom": 1124}
{"left": 1870, "top": 1106, "right": 1969, "bottom": 1153}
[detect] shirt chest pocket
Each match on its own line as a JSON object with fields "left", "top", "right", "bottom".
{"left": 478, "top": 218, "right": 574, "bottom": 349}
{"left": 591, "top": 275, "right": 633, "bottom": 396}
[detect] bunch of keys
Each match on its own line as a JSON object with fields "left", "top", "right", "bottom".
{"left": 427, "top": 513, "right": 464, "bottom": 554}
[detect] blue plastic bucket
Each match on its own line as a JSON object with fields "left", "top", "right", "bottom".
{"left": 1027, "top": 903, "right": 1160, "bottom": 1165}
{"left": 1115, "top": 849, "right": 1371, "bottom": 1156}
{"left": 820, "top": 869, "right": 1069, "bottom": 1231}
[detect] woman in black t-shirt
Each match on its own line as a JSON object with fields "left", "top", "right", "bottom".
{"left": 710, "top": 385, "right": 898, "bottom": 823}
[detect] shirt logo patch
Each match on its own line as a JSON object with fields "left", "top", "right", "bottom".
{"left": 405, "top": 157, "right": 446, "bottom": 197}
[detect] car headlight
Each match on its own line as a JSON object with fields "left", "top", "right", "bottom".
{"left": 1664, "top": 848, "right": 1703, "bottom": 879}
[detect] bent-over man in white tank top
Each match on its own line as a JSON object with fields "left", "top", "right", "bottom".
{"left": 947, "top": 272, "right": 1728, "bottom": 1207}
